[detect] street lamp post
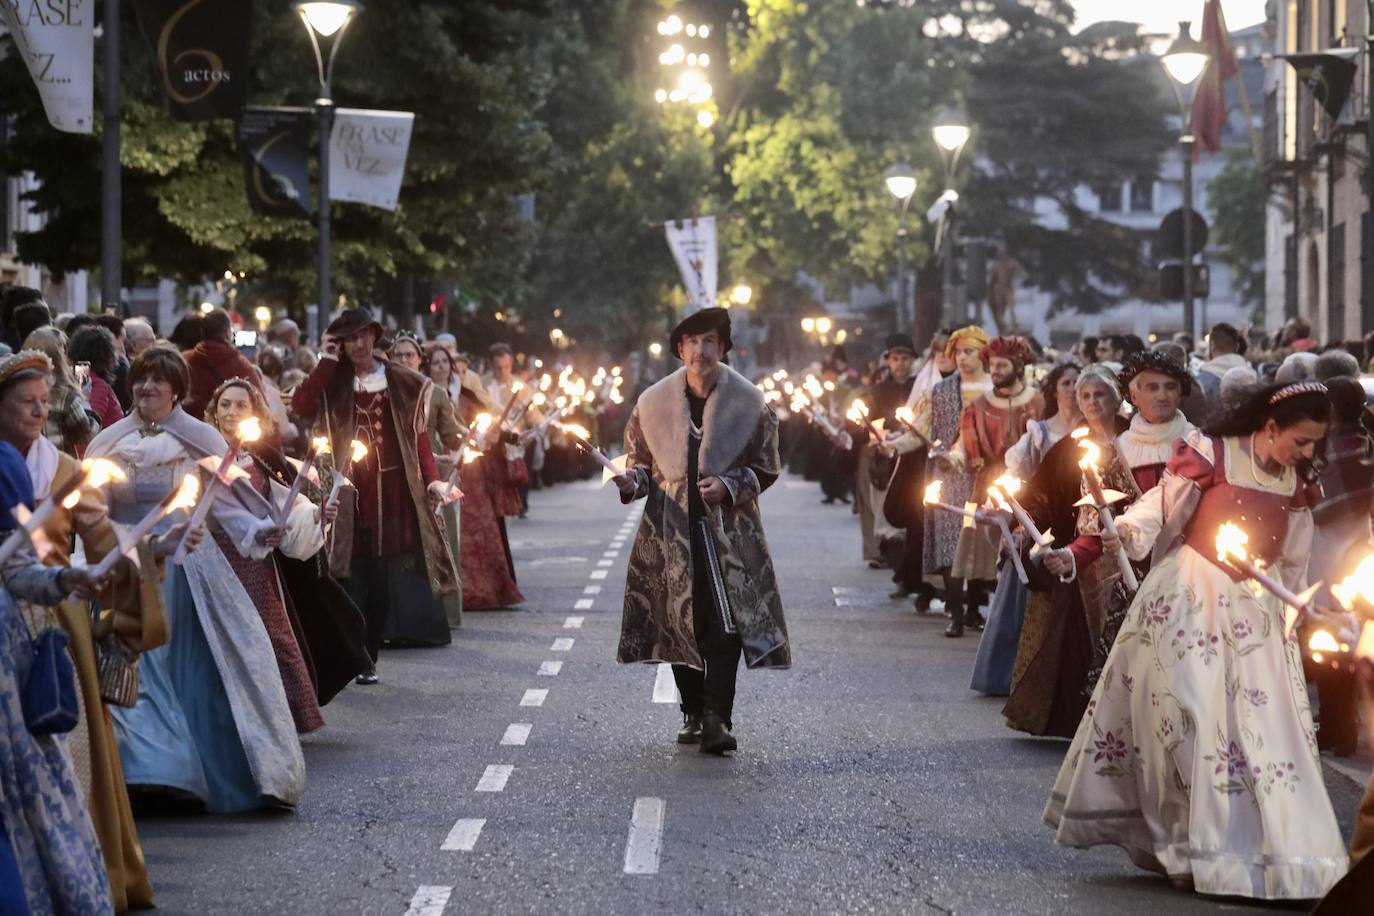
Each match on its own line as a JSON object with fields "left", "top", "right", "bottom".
{"left": 885, "top": 164, "right": 917, "bottom": 331}
{"left": 932, "top": 108, "right": 972, "bottom": 329}
{"left": 1159, "top": 21, "right": 1211, "bottom": 342}
{"left": 293, "top": 1, "right": 363, "bottom": 338}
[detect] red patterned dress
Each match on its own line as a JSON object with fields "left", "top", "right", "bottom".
{"left": 211, "top": 460, "right": 324, "bottom": 734}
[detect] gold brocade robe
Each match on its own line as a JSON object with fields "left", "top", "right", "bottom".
{"left": 35, "top": 451, "right": 167, "bottom": 913}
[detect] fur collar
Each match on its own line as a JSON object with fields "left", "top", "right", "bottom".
{"left": 635, "top": 364, "right": 765, "bottom": 483}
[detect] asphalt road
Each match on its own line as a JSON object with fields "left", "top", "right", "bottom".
{"left": 133, "top": 473, "right": 1364, "bottom": 915}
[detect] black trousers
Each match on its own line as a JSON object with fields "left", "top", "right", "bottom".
{"left": 672, "top": 521, "right": 743, "bottom": 727}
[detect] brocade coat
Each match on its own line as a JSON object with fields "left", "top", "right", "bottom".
{"left": 617, "top": 365, "right": 790, "bottom": 670}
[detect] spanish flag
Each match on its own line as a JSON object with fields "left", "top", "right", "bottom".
{"left": 1190, "top": 0, "right": 1239, "bottom": 159}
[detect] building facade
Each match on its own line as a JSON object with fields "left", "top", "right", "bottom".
{"left": 1263, "top": 0, "right": 1372, "bottom": 344}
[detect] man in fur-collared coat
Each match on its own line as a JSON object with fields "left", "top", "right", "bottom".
{"left": 616, "top": 307, "right": 789, "bottom": 755}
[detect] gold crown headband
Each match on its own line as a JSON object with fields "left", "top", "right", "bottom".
{"left": 1268, "top": 380, "right": 1328, "bottom": 405}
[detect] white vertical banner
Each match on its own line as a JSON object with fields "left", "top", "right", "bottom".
{"left": 328, "top": 108, "right": 415, "bottom": 211}
{"left": 664, "top": 216, "right": 717, "bottom": 311}
{"left": 0, "top": 1, "right": 94, "bottom": 133}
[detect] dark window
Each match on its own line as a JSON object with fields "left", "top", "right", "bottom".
{"left": 0, "top": 116, "right": 9, "bottom": 255}
{"left": 1092, "top": 181, "right": 1122, "bottom": 213}
{"left": 1330, "top": 222, "right": 1346, "bottom": 338}
{"left": 1129, "top": 177, "right": 1154, "bottom": 213}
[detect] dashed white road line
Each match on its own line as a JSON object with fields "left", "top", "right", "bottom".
{"left": 603, "top": 550, "right": 619, "bottom": 558}
{"left": 583, "top": 585, "right": 602, "bottom": 595}
{"left": 564, "top": 616, "right": 584, "bottom": 629}
{"left": 520, "top": 689, "right": 548, "bottom": 707}
{"left": 537, "top": 661, "right": 563, "bottom": 676}
{"left": 476, "top": 765, "right": 513, "bottom": 792}
{"left": 404, "top": 885, "right": 453, "bottom": 916}
{"left": 597, "top": 559, "right": 614, "bottom": 567}
{"left": 590, "top": 570, "right": 608, "bottom": 580}
{"left": 574, "top": 598, "right": 594, "bottom": 609}
{"left": 652, "top": 663, "right": 680, "bottom": 704}
{"left": 501, "top": 723, "right": 531, "bottom": 746}
{"left": 623, "top": 798, "right": 666, "bottom": 875}
{"left": 551, "top": 637, "right": 574, "bottom": 651}
{"left": 440, "top": 819, "right": 486, "bottom": 852}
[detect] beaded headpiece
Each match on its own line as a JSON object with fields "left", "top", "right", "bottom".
{"left": 1268, "top": 380, "right": 1327, "bottom": 405}
{"left": 1118, "top": 350, "right": 1193, "bottom": 397}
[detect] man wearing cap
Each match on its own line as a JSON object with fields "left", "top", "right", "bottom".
{"left": 938, "top": 335, "right": 1042, "bottom": 637}
{"left": 614, "top": 307, "right": 789, "bottom": 755}
{"left": 854, "top": 334, "right": 917, "bottom": 570}
{"left": 293, "top": 309, "right": 459, "bottom": 684}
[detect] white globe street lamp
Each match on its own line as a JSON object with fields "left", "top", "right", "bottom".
{"left": 1158, "top": 20, "right": 1212, "bottom": 341}
{"left": 884, "top": 163, "right": 917, "bottom": 202}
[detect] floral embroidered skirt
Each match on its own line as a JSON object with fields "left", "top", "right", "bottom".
{"left": 1043, "top": 544, "right": 1348, "bottom": 899}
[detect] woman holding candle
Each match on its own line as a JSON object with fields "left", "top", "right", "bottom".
{"left": 398, "top": 333, "right": 466, "bottom": 628}
{"left": 0, "top": 441, "right": 115, "bottom": 916}
{"left": 432, "top": 349, "right": 524, "bottom": 610}
{"left": 1044, "top": 381, "right": 1347, "bottom": 900}
{"left": 970, "top": 360, "right": 1080, "bottom": 696}
{"left": 205, "top": 378, "right": 332, "bottom": 733}
{"left": 1004, "top": 365, "right": 1127, "bottom": 736}
{"left": 89, "top": 347, "right": 306, "bottom": 814}
{"left": 0, "top": 350, "right": 188, "bottom": 911}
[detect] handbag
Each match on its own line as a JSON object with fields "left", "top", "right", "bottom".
{"left": 94, "top": 630, "right": 140, "bottom": 708}
{"left": 505, "top": 456, "right": 531, "bottom": 488}
{"left": 20, "top": 606, "right": 79, "bottom": 735}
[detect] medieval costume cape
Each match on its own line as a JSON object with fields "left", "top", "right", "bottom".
{"left": 617, "top": 365, "right": 789, "bottom": 670}
{"left": 293, "top": 355, "right": 458, "bottom": 646}
{"left": 1045, "top": 432, "right": 1347, "bottom": 900}
{"left": 89, "top": 407, "right": 306, "bottom": 813}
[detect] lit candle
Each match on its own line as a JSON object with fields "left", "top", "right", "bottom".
{"left": 1214, "top": 522, "right": 1318, "bottom": 632}
{"left": 90, "top": 473, "right": 200, "bottom": 579}
{"left": 323, "top": 438, "right": 369, "bottom": 520}
{"left": 557, "top": 423, "right": 625, "bottom": 478}
{"left": 923, "top": 481, "right": 1027, "bottom": 584}
{"left": 990, "top": 473, "right": 1051, "bottom": 550}
{"left": 0, "top": 458, "right": 124, "bottom": 566}
{"left": 273, "top": 437, "right": 323, "bottom": 528}
{"left": 174, "top": 417, "right": 262, "bottom": 563}
{"left": 1075, "top": 432, "right": 1139, "bottom": 591}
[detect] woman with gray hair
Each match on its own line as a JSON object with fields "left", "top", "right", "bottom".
{"left": 1002, "top": 363, "right": 1127, "bottom": 737}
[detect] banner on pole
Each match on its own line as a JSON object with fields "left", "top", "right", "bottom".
{"left": 664, "top": 216, "right": 718, "bottom": 312}
{"left": 1281, "top": 50, "right": 1360, "bottom": 122}
{"left": 236, "top": 107, "right": 314, "bottom": 220}
{"left": 0, "top": 1, "right": 94, "bottom": 133}
{"left": 328, "top": 109, "right": 415, "bottom": 211}
{"left": 132, "top": 0, "right": 252, "bottom": 121}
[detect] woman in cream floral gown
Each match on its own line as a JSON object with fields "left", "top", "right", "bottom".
{"left": 1044, "top": 381, "right": 1348, "bottom": 900}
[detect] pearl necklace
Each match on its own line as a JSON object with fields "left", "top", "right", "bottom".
{"left": 1247, "top": 433, "right": 1284, "bottom": 487}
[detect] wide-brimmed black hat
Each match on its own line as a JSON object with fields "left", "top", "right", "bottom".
{"left": 883, "top": 333, "right": 917, "bottom": 357}
{"left": 669, "top": 307, "right": 733, "bottom": 358}
{"left": 325, "top": 308, "right": 383, "bottom": 341}
{"left": 1119, "top": 349, "right": 1193, "bottom": 397}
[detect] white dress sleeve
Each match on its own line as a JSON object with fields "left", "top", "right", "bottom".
{"left": 1276, "top": 507, "right": 1314, "bottom": 593}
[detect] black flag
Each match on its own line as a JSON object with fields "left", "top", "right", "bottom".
{"left": 133, "top": 0, "right": 252, "bottom": 121}
{"left": 237, "top": 107, "right": 314, "bottom": 220}
{"left": 1283, "top": 49, "right": 1359, "bottom": 121}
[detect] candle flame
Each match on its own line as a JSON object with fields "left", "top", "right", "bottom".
{"left": 169, "top": 473, "right": 200, "bottom": 512}
{"left": 1215, "top": 522, "right": 1249, "bottom": 564}
{"left": 559, "top": 423, "right": 591, "bottom": 442}
{"left": 993, "top": 473, "right": 1022, "bottom": 497}
{"left": 474, "top": 413, "right": 494, "bottom": 433}
{"left": 1070, "top": 427, "right": 1089, "bottom": 440}
{"left": 1308, "top": 629, "right": 1341, "bottom": 654}
{"left": 62, "top": 491, "right": 81, "bottom": 510}
{"left": 462, "top": 447, "right": 481, "bottom": 465}
{"left": 1076, "top": 438, "right": 1101, "bottom": 470}
{"left": 81, "top": 458, "right": 126, "bottom": 490}
{"left": 923, "top": 481, "right": 943, "bottom": 504}
{"left": 846, "top": 400, "right": 869, "bottom": 423}
{"left": 311, "top": 436, "right": 331, "bottom": 455}
{"left": 1331, "top": 553, "right": 1374, "bottom": 611}
{"left": 349, "top": 440, "right": 368, "bottom": 464}
{"left": 894, "top": 406, "right": 915, "bottom": 426}
{"left": 987, "top": 485, "right": 1011, "bottom": 512}
{"left": 532, "top": 392, "right": 547, "bottom": 406}
{"left": 236, "top": 417, "right": 262, "bottom": 443}
{"left": 823, "top": 380, "right": 836, "bottom": 392}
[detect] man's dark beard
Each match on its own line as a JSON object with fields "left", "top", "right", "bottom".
{"left": 993, "top": 371, "right": 1020, "bottom": 392}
